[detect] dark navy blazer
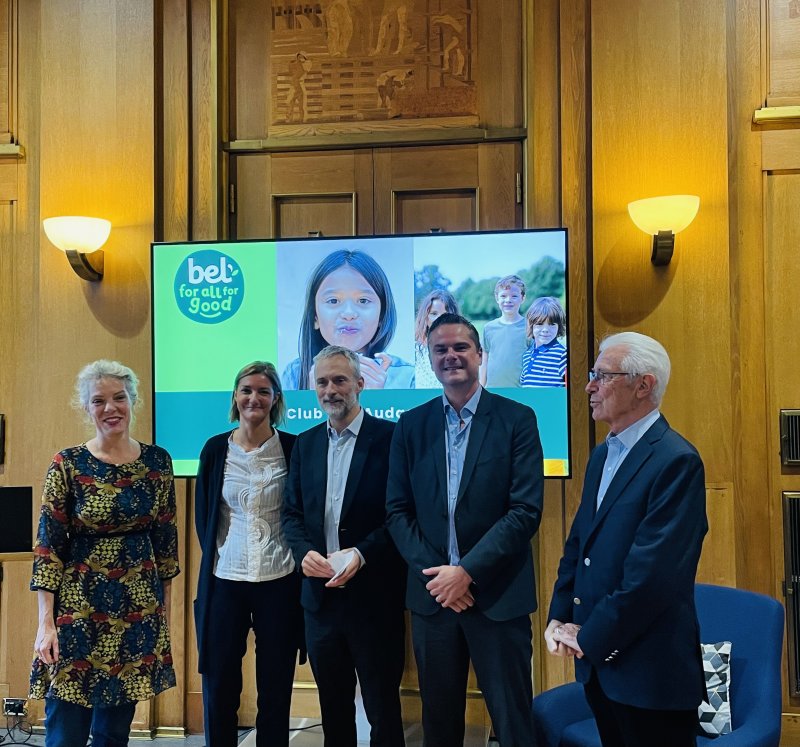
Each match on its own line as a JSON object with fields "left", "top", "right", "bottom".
{"left": 549, "top": 415, "right": 708, "bottom": 710}
{"left": 386, "top": 389, "right": 544, "bottom": 621}
{"left": 193, "top": 429, "right": 297, "bottom": 674}
{"left": 281, "top": 412, "right": 405, "bottom": 614}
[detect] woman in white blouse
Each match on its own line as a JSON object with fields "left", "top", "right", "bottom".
{"left": 194, "top": 361, "right": 301, "bottom": 747}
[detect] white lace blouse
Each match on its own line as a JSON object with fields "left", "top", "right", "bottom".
{"left": 213, "top": 431, "right": 295, "bottom": 582}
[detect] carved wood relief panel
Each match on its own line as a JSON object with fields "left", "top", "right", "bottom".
{"left": 268, "top": 0, "right": 477, "bottom": 136}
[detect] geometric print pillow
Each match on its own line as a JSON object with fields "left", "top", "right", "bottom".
{"left": 697, "top": 641, "right": 732, "bottom": 737}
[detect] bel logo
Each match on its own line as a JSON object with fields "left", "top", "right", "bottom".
{"left": 174, "top": 249, "right": 244, "bottom": 324}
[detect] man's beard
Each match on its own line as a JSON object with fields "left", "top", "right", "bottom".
{"left": 322, "top": 393, "right": 357, "bottom": 420}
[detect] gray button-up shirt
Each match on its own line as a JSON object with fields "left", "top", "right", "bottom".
{"left": 324, "top": 408, "right": 364, "bottom": 554}
{"left": 443, "top": 386, "right": 483, "bottom": 565}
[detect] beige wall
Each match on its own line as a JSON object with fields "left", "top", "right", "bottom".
{"left": 0, "top": 0, "right": 798, "bottom": 734}
{"left": 590, "top": 0, "right": 737, "bottom": 589}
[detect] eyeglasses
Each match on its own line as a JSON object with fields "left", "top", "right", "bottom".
{"left": 588, "top": 369, "right": 634, "bottom": 385}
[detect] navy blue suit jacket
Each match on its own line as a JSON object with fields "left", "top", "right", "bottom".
{"left": 386, "top": 389, "right": 544, "bottom": 621}
{"left": 549, "top": 415, "right": 708, "bottom": 710}
{"left": 282, "top": 412, "right": 405, "bottom": 614}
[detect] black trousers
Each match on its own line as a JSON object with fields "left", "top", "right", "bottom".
{"left": 411, "top": 607, "right": 533, "bottom": 747}
{"left": 584, "top": 670, "right": 698, "bottom": 747}
{"left": 304, "top": 588, "right": 405, "bottom": 747}
{"left": 202, "top": 574, "right": 302, "bottom": 747}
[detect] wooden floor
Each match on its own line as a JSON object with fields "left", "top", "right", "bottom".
{"left": 14, "top": 722, "right": 800, "bottom": 746}
{"left": 14, "top": 719, "right": 493, "bottom": 746}
{"left": 238, "top": 718, "right": 491, "bottom": 746}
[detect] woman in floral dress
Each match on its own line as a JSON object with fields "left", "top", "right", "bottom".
{"left": 30, "top": 360, "right": 179, "bottom": 747}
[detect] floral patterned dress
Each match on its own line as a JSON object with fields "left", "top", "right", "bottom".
{"left": 29, "top": 443, "right": 180, "bottom": 707}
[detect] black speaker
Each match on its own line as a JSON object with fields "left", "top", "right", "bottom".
{"left": 0, "top": 486, "right": 33, "bottom": 553}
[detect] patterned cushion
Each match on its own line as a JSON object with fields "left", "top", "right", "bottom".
{"left": 697, "top": 641, "right": 732, "bottom": 737}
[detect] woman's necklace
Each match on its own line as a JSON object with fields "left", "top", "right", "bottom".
{"left": 234, "top": 425, "right": 273, "bottom": 452}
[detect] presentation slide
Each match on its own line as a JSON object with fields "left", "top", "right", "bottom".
{"left": 152, "top": 229, "right": 570, "bottom": 477}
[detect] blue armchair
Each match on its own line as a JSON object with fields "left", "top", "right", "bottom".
{"left": 532, "top": 584, "right": 784, "bottom": 747}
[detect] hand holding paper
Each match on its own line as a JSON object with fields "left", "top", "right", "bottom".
{"left": 326, "top": 548, "right": 361, "bottom": 587}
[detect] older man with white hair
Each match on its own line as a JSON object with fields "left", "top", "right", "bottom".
{"left": 543, "top": 332, "right": 708, "bottom": 747}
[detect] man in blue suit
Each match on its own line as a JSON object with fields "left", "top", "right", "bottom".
{"left": 283, "top": 345, "right": 405, "bottom": 747}
{"left": 387, "top": 313, "right": 544, "bottom": 747}
{"left": 546, "top": 332, "right": 707, "bottom": 747}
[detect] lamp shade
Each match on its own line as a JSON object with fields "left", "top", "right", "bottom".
{"left": 43, "top": 216, "right": 111, "bottom": 253}
{"left": 627, "top": 195, "right": 700, "bottom": 235}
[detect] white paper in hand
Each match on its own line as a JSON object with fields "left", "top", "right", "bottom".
{"left": 328, "top": 549, "right": 356, "bottom": 582}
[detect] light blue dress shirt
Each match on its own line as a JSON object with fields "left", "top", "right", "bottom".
{"left": 324, "top": 408, "right": 364, "bottom": 554}
{"left": 442, "top": 386, "right": 483, "bottom": 565}
{"left": 596, "top": 408, "right": 661, "bottom": 510}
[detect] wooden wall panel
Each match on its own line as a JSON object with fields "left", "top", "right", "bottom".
{"left": 0, "top": 0, "right": 10, "bottom": 141}
{"left": 530, "top": 0, "right": 593, "bottom": 695}
{"left": 766, "top": 0, "right": 800, "bottom": 106}
{"left": 191, "top": 0, "right": 220, "bottom": 240}
{"left": 229, "top": 0, "right": 271, "bottom": 139}
{"left": 270, "top": 151, "right": 363, "bottom": 193}
{"left": 374, "top": 144, "right": 479, "bottom": 234}
{"left": 765, "top": 173, "right": 800, "bottom": 718}
{"left": 184, "top": 490, "right": 203, "bottom": 733}
{"left": 234, "top": 150, "right": 373, "bottom": 239}
{"left": 394, "top": 190, "right": 476, "bottom": 234}
{"left": 727, "top": 0, "right": 774, "bottom": 600}
{"left": 160, "top": 0, "right": 222, "bottom": 733}
{"left": 765, "top": 173, "right": 800, "bottom": 539}
{"left": 0, "top": 557, "right": 37, "bottom": 711}
{"left": 696, "top": 485, "right": 736, "bottom": 587}
{"left": 0, "top": 0, "right": 16, "bottom": 144}
{"left": 233, "top": 154, "right": 271, "bottom": 238}
{"left": 162, "top": 0, "right": 190, "bottom": 241}
{"left": 476, "top": 0, "right": 522, "bottom": 129}
{"left": 153, "top": 479, "right": 188, "bottom": 736}
{"left": 0, "top": 4, "right": 31, "bottom": 704}
{"left": 274, "top": 194, "right": 355, "bottom": 237}
{"left": 477, "top": 142, "right": 522, "bottom": 229}
{"left": 526, "top": 0, "right": 559, "bottom": 229}
{"left": 763, "top": 129, "right": 800, "bottom": 171}
{"left": 591, "top": 0, "right": 732, "bottom": 476}
{"left": 0, "top": 159, "right": 17, "bottom": 201}
{"left": 0, "top": 0, "right": 157, "bottom": 731}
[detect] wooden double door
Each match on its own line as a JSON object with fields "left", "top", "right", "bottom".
{"left": 231, "top": 141, "right": 522, "bottom": 239}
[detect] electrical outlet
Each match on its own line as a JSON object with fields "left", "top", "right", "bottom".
{"left": 2, "top": 698, "right": 26, "bottom": 717}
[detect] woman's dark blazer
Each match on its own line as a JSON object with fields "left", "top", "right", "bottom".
{"left": 193, "top": 428, "right": 297, "bottom": 673}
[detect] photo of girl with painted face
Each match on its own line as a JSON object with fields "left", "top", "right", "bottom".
{"left": 281, "top": 249, "right": 415, "bottom": 390}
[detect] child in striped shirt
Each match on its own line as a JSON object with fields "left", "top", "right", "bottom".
{"left": 519, "top": 296, "right": 567, "bottom": 387}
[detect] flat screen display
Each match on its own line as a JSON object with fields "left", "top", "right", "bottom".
{"left": 152, "top": 229, "right": 570, "bottom": 477}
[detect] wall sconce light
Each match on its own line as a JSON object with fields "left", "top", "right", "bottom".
{"left": 627, "top": 195, "right": 700, "bottom": 266}
{"left": 43, "top": 216, "right": 111, "bottom": 282}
